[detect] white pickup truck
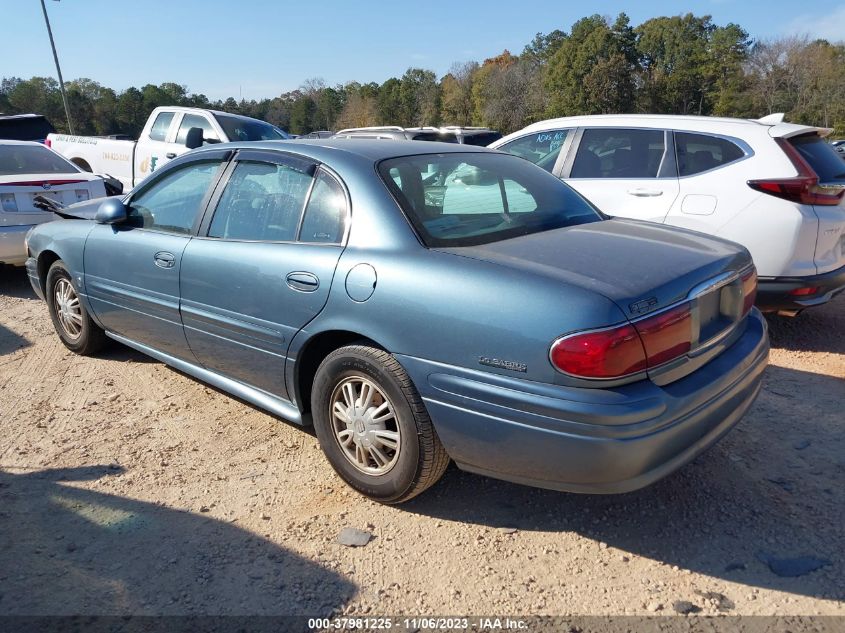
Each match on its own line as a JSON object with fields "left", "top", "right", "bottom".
{"left": 47, "top": 106, "right": 289, "bottom": 191}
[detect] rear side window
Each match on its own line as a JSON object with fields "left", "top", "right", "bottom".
{"left": 208, "top": 161, "right": 312, "bottom": 242}
{"left": 790, "top": 135, "right": 845, "bottom": 183}
{"left": 498, "top": 130, "right": 569, "bottom": 173}
{"left": 571, "top": 128, "right": 665, "bottom": 178}
{"left": 148, "top": 112, "right": 175, "bottom": 142}
{"left": 675, "top": 132, "right": 745, "bottom": 176}
{"left": 298, "top": 171, "right": 347, "bottom": 243}
{"left": 175, "top": 114, "right": 219, "bottom": 145}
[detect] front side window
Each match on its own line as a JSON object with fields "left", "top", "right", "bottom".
{"left": 128, "top": 160, "right": 222, "bottom": 233}
{"left": 675, "top": 132, "right": 745, "bottom": 176}
{"left": 148, "top": 112, "right": 175, "bottom": 142}
{"left": 175, "top": 114, "right": 219, "bottom": 145}
{"left": 298, "top": 171, "right": 347, "bottom": 243}
{"left": 208, "top": 161, "right": 312, "bottom": 241}
{"left": 498, "top": 129, "right": 570, "bottom": 173}
{"left": 571, "top": 128, "right": 665, "bottom": 178}
{"left": 379, "top": 152, "right": 600, "bottom": 247}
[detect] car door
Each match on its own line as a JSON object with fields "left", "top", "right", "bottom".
{"left": 180, "top": 149, "right": 349, "bottom": 400}
{"left": 562, "top": 127, "right": 679, "bottom": 222}
{"left": 133, "top": 110, "right": 179, "bottom": 186}
{"left": 84, "top": 152, "right": 229, "bottom": 359}
{"left": 664, "top": 131, "right": 753, "bottom": 234}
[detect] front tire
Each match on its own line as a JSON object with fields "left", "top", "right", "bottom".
{"left": 311, "top": 344, "right": 449, "bottom": 503}
{"left": 45, "top": 260, "right": 107, "bottom": 355}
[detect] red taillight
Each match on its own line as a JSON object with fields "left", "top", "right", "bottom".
{"left": 741, "top": 268, "right": 757, "bottom": 316}
{"left": 635, "top": 303, "right": 692, "bottom": 366}
{"left": 550, "top": 303, "right": 694, "bottom": 379}
{"left": 788, "top": 286, "right": 819, "bottom": 297}
{"left": 45, "top": 138, "right": 52, "bottom": 148}
{"left": 550, "top": 324, "right": 647, "bottom": 379}
{"left": 2, "top": 179, "right": 86, "bottom": 187}
{"left": 747, "top": 139, "right": 845, "bottom": 206}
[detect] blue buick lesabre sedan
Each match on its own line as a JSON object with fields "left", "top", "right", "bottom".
{"left": 25, "top": 140, "right": 769, "bottom": 503}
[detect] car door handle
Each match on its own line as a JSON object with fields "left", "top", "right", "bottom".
{"left": 627, "top": 188, "right": 664, "bottom": 197}
{"left": 154, "top": 251, "right": 176, "bottom": 269}
{"left": 286, "top": 272, "right": 319, "bottom": 292}
{"left": 165, "top": 152, "right": 177, "bottom": 159}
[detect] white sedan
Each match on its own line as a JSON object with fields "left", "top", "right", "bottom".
{"left": 1, "top": 140, "right": 108, "bottom": 266}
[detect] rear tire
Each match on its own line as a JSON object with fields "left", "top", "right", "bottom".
{"left": 311, "top": 344, "right": 449, "bottom": 503}
{"left": 45, "top": 260, "right": 107, "bottom": 355}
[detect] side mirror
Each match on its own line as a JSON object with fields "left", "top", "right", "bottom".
{"left": 95, "top": 198, "right": 128, "bottom": 225}
{"left": 185, "top": 127, "right": 204, "bottom": 150}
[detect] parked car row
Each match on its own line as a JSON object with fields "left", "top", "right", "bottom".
{"left": 24, "top": 139, "right": 768, "bottom": 503}
{"left": 46, "top": 106, "right": 291, "bottom": 192}
{"left": 0, "top": 140, "right": 110, "bottom": 266}
{"left": 490, "top": 113, "right": 845, "bottom": 315}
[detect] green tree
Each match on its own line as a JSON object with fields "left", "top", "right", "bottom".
{"left": 545, "top": 13, "right": 638, "bottom": 116}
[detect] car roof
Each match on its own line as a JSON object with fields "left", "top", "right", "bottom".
{"left": 0, "top": 114, "right": 49, "bottom": 120}
{"left": 0, "top": 139, "right": 47, "bottom": 147}
{"left": 190, "top": 138, "right": 498, "bottom": 163}
{"left": 511, "top": 113, "right": 827, "bottom": 139}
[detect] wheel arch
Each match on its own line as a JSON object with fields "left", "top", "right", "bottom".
{"left": 36, "top": 249, "right": 62, "bottom": 295}
{"left": 293, "top": 329, "right": 384, "bottom": 419}
{"left": 70, "top": 158, "right": 92, "bottom": 172}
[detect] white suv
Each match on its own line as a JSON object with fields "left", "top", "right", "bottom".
{"left": 490, "top": 114, "right": 845, "bottom": 314}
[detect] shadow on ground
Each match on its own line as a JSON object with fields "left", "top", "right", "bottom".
{"left": 0, "top": 322, "right": 29, "bottom": 356}
{"left": 0, "top": 265, "right": 37, "bottom": 300}
{"left": 404, "top": 365, "right": 844, "bottom": 602}
{"left": 766, "top": 293, "right": 845, "bottom": 355}
{"left": 0, "top": 466, "right": 355, "bottom": 615}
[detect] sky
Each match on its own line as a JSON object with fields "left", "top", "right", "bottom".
{"left": 2, "top": 0, "right": 844, "bottom": 102}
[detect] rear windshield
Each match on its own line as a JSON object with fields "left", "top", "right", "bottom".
{"left": 0, "top": 116, "right": 55, "bottom": 142}
{"left": 411, "top": 132, "right": 458, "bottom": 143}
{"left": 0, "top": 144, "right": 78, "bottom": 176}
{"left": 790, "top": 134, "right": 845, "bottom": 182}
{"left": 461, "top": 132, "right": 502, "bottom": 146}
{"left": 379, "top": 152, "right": 601, "bottom": 247}
{"left": 213, "top": 114, "right": 289, "bottom": 142}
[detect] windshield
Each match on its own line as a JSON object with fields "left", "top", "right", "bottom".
{"left": 213, "top": 113, "right": 289, "bottom": 142}
{"left": 0, "top": 143, "right": 78, "bottom": 176}
{"left": 461, "top": 132, "right": 502, "bottom": 146}
{"left": 379, "top": 152, "right": 601, "bottom": 247}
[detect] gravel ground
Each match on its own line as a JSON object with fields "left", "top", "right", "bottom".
{"left": 0, "top": 264, "right": 842, "bottom": 617}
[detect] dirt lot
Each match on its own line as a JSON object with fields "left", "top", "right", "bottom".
{"left": 0, "top": 264, "right": 842, "bottom": 618}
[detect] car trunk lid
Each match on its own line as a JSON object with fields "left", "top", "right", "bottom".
{"left": 438, "top": 218, "right": 755, "bottom": 383}
{"left": 0, "top": 175, "right": 100, "bottom": 226}
{"left": 438, "top": 218, "right": 751, "bottom": 317}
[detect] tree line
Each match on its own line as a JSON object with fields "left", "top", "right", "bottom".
{"left": 2, "top": 13, "right": 844, "bottom": 138}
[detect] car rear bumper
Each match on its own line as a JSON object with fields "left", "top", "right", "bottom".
{"left": 396, "top": 309, "right": 769, "bottom": 494}
{"left": 757, "top": 263, "right": 845, "bottom": 312}
{"left": 0, "top": 225, "right": 32, "bottom": 266}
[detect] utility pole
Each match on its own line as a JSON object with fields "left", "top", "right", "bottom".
{"left": 39, "top": 0, "right": 74, "bottom": 135}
